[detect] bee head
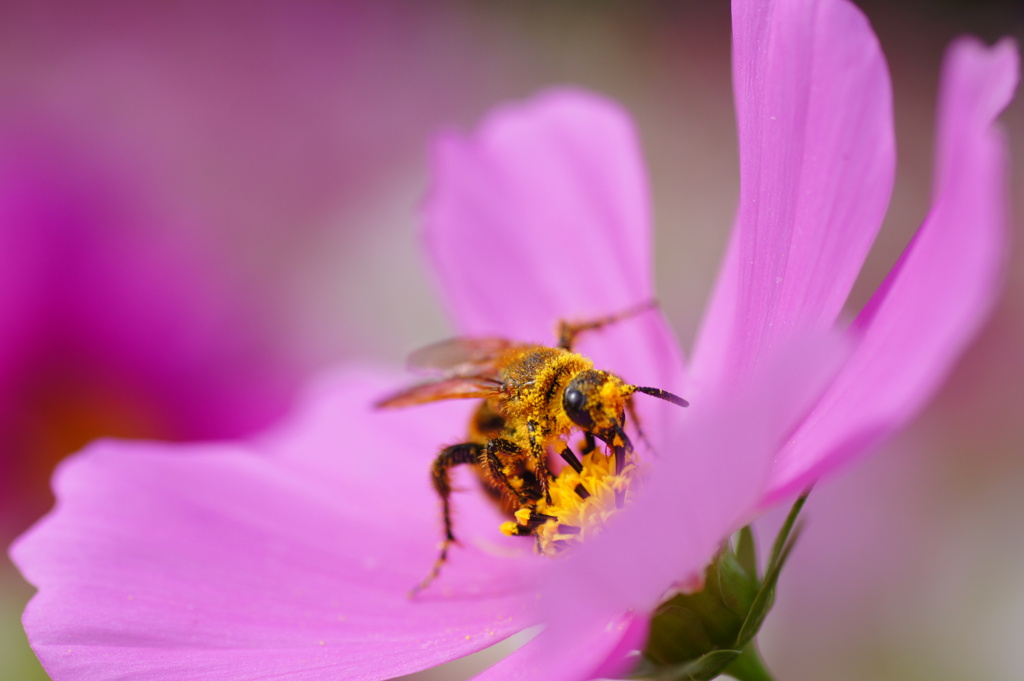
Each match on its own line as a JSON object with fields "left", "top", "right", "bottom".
{"left": 563, "top": 370, "right": 689, "bottom": 439}
{"left": 561, "top": 370, "right": 628, "bottom": 433}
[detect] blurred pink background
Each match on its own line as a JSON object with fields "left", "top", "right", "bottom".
{"left": 1, "top": 2, "right": 1021, "bottom": 680}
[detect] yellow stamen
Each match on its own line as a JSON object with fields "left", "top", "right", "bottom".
{"left": 530, "top": 445, "right": 641, "bottom": 555}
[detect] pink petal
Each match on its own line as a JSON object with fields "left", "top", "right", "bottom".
{"left": 424, "top": 88, "right": 654, "bottom": 341}
{"left": 12, "top": 370, "right": 541, "bottom": 680}
{"left": 469, "top": 614, "right": 647, "bottom": 681}
{"left": 765, "top": 38, "right": 1019, "bottom": 504}
{"left": 691, "top": 0, "right": 895, "bottom": 394}
{"left": 423, "top": 88, "right": 686, "bottom": 450}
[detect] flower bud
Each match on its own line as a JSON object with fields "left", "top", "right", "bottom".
{"left": 633, "top": 494, "right": 807, "bottom": 681}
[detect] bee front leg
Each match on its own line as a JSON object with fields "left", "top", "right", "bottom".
{"left": 625, "top": 397, "right": 656, "bottom": 457}
{"left": 412, "top": 442, "right": 483, "bottom": 597}
{"left": 527, "top": 420, "right": 552, "bottom": 504}
{"left": 559, "top": 445, "right": 591, "bottom": 500}
{"left": 559, "top": 445, "right": 583, "bottom": 474}
{"left": 579, "top": 431, "right": 597, "bottom": 455}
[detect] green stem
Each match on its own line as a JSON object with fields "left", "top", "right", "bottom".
{"left": 722, "top": 643, "right": 775, "bottom": 681}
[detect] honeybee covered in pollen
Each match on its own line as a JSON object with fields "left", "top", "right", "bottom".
{"left": 376, "top": 303, "right": 688, "bottom": 594}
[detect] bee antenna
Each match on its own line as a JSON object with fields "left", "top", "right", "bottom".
{"left": 633, "top": 386, "right": 689, "bottom": 408}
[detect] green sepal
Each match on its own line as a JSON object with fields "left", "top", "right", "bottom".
{"left": 735, "top": 494, "right": 806, "bottom": 647}
{"left": 630, "top": 643, "right": 773, "bottom": 681}
{"left": 631, "top": 648, "right": 741, "bottom": 681}
{"left": 733, "top": 526, "right": 757, "bottom": 578}
{"left": 634, "top": 493, "right": 809, "bottom": 681}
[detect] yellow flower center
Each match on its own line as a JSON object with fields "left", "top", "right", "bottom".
{"left": 500, "top": 445, "right": 641, "bottom": 555}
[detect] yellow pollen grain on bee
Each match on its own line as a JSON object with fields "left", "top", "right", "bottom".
{"left": 598, "top": 381, "right": 621, "bottom": 412}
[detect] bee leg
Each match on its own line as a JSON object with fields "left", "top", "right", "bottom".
{"left": 527, "top": 420, "right": 552, "bottom": 504}
{"left": 579, "top": 431, "right": 597, "bottom": 455}
{"left": 432, "top": 442, "right": 482, "bottom": 545}
{"left": 610, "top": 423, "right": 633, "bottom": 475}
{"left": 559, "top": 446, "right": 583, "bottom": 474}
{"left": 625, "top": 398, "right": 658, "bottom": 457}
{"left": 484, "top": 438, "right": 531, "bottom": 505}
{"left": 556, "top": 300, "right": 657, "bottom": 350}
{"left": 411, "top": 442, "right": 483, "bottom": 597}
{"left": 516, "top": 510, "right": 559, "bottom": 535}
{"left": 559, "top": 447, "right": 592, "bottom": 500}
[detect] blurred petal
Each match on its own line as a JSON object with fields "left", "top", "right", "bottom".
{"left": 12, "top": 371, "right": 541, "bottom": 680}
{"left": 765, "top": 38, "right": 1019, "bottom": 504}
{"left": 469, "top": 615, "right": 645, "bottom": 681}
{"left": 424, "top": 88, "right": 686, "bottom": 448}
{"left": 691, "top": 0, "right": 894, "bottom": 394}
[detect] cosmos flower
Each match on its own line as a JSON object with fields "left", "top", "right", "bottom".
{"left": 0, "top": 127, "right": 303, "bottom": 540}
{"left": 10, "top": 0, "right": 1017, "bottom": 679}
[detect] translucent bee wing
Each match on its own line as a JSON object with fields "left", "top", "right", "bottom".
{"left": 374, "top": 375, "right": 501, "bottom": 409}
{"left": 406, "top": 337, "right": 517, "bottom": 376}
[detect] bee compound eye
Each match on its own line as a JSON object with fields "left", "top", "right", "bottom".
{"left": 563, "top": 387, "right": 594, "bottom": 428}
{"left": 564, "top": 388, "right": 585, "bottom": 412}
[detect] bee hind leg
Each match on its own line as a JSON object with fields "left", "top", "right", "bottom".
{"left": 411, "top": 442, "right": 483, "bottom": 597}
{"left": 556, "top": 300, "right": 657, "bottom": 350}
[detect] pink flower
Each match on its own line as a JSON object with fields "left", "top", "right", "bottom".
{"left": 0, "top": 127, "right": 303, "bottom": 540}
{"left": 11, "top": 0, "right": 1017, "bottom": 679}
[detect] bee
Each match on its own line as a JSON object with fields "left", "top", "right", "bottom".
{"left": 376, "top": 303, "right": 688, "bottom": 594}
